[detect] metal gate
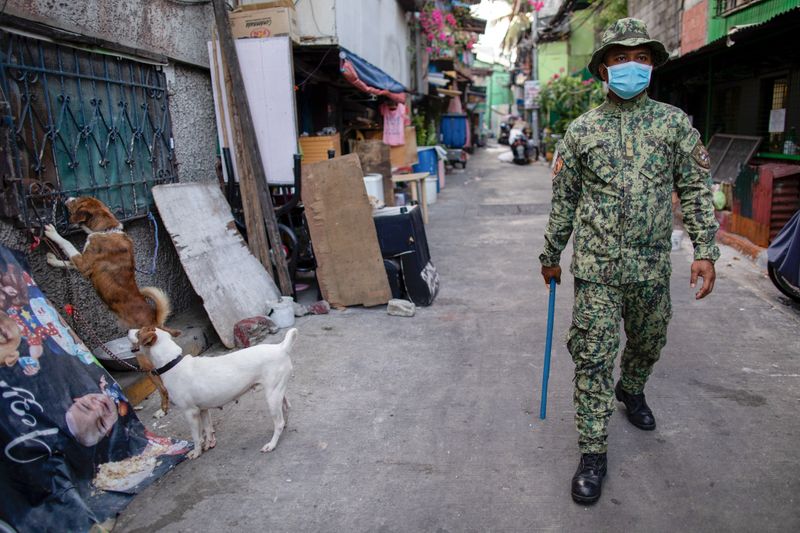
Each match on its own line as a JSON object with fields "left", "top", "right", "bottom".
{"left": 0, "top": 30, "right": 177, "bottom": 230}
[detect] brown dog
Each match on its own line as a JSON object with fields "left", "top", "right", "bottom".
{"left": 44, "top": 197, "right": 179, "bottom": 415}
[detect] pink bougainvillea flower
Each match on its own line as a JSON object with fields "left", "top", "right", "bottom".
{"left": 553, "top": 74, "right": 559, "bottom": 79}
{"left": 439, "top": 32, "right": 447, "bottom": 41}
{"left": 426, "top": 46, "right": 432, "bottom": 53}
{"left": 445, "top": 13, "right": 457, "bottom": 26}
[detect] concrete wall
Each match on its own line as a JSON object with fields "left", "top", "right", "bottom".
{"left": 628, "top": 0, "right": 683, "bottom": 57}
{"left": 681, "top": 0, "right": 708, "bottom": 56}
{"left": 5, "top": 0, "right": 215, "bottom": 68}
{"left": 538, "top": 41, "right": 568, "bottom": 83}
{"left": 568, "top": 8, "right": 596, "bottom": 76}
{"left": 2, "top": 0, "right": 218, "bottom": 343}
{"left": 336, "top": 0, "right": 412, "bottom": 88}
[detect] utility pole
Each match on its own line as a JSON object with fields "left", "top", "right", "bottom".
{"left": 530, "top": 8, "right": 540, "bottom": 153}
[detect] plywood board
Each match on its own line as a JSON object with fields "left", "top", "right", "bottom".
{"left": 153, "top": 183, "right": 281, "bottom": 348}
{"left": 301, "top": 154, "right": 392, "bottom": 307}
{"left": 350, "top": 139, "right": 394, "bottom": 207}
{"left": 208, "top": 36, "right": 298, "bottom": 185}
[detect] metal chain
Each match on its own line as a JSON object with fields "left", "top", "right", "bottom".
{"left": 69, "top": 307, "right": 151, "bottom": 374}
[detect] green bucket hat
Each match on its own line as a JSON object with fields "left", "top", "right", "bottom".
{"left": 588, "top": 18, "right": 670, "bottom": 78}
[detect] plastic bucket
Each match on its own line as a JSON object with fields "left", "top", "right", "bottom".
{"left": 269, "top": 296, "right": 295, "bottom": 328}
{"left": 363, "top": 173, "right": 384, "bottom": 203}
{"left": 425, "top": 175, "right": 438, "bottom": 205}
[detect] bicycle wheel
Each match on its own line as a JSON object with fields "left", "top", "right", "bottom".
{"left": 768, "top": 264, "right": 800, "bottom": 302}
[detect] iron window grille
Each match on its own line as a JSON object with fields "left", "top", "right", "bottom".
{"left": 0, "top": 31, "right": 177, "bottom": 231}
{"left": 716, "top": 0, "right": 765, "bottom": 16}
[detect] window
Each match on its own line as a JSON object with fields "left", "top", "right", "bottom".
{"left": 760, "top": 77, "right": 789, "bottom": 152}
{"left": 0, "top": 32, "right": 177, "bottom": 230}
{"left": 716, "top": 0, "right": 765, "bottom": 16}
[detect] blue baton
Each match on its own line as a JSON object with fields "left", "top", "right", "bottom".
{"left": 539, "top": 277, "right": 557, "bottom": 419}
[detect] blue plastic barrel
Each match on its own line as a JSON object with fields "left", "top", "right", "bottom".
{"left": 413, "top": 147, "right": 439, "bottom": 193}
{"left": 440, "top": 114, "right": 468, "bottom": 148}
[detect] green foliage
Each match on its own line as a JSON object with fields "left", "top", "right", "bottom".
{"left": 537, "top": 73, "right": 605, "bottom": 134}
{"left": 593, "top": 0, "right": 628, "bottom": 37}
{"left": 412, "top": 114, "right": 438, "bottom": 146}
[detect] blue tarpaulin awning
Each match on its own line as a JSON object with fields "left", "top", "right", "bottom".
{"left": 339, "top": 48, "right": 406, "bottom": 100}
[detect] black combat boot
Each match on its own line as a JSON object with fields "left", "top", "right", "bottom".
{"left": 571, "top": 452, "right": 607, "bottom": 504}
{"left": 615, "top": 381, "right": 656, "bottom": 430}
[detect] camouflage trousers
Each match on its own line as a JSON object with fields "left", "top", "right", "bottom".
{"left": 567, "top": 277, "right": 672, "bottom": 454}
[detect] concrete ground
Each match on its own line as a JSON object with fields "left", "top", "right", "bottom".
{"left": 116, "top": 144, "right": 800, "bottom": 532}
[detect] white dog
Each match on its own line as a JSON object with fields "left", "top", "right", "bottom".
{"left": 128, "top": 326, "right": 296, "bottom": 459}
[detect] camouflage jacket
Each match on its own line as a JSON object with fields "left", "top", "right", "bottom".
{"left": 539, "top": 94, "right": 720, "bottom": 285}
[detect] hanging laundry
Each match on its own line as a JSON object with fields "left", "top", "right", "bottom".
{"left": 380, "top": 102, "right": 407, "bottom": 146}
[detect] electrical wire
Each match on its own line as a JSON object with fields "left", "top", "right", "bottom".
{"left": 295, "top": 47, "right": 334, "bottom": 89}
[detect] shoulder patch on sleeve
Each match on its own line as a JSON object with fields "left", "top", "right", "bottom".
{"left": 692, "top": 141, "right": 711, "bottom": 170}
{"left": 553, "top": 156, "right": 565, "bottom": 176}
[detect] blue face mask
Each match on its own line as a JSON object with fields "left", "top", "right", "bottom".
{"left": 605, "top": 62, "right": 652, "bottom": 100}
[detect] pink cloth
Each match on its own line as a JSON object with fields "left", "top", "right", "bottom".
{"left": 340, "top": 59, "right": 406, "bottom": 103}
{"left": 381, "top": 103, "right": 406, "bottom": 146}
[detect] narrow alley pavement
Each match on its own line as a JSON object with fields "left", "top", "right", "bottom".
{"left": 117, "top": 145, "right": 800, "bottom": 532}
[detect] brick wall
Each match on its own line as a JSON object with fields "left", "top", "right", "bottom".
{"left": 629, "top": 0, "right": 683, "bottom": 56}
{"left": 681, "top": 0, "right": 709, "bottom": 55}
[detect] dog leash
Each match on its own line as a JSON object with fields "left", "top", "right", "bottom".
{"left": 65, "top": 305, "right": 154, "bottom": 375}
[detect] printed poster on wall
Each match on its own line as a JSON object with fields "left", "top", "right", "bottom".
{"left": 0, "top": 246, "right": 190, "bottom": 532}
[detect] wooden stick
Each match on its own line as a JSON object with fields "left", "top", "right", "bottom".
{"left": 214, "top": 34, "right": 274, "bottom": 277}
{"left": 211, "top": 0, "right": 293, "bottom": 295}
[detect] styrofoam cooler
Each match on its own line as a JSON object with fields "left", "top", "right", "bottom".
{"left": 425, "top": 175, "right": 437, "bottom": 205}
{"left": 363, "top": 173, "right": 384, "bottom": 203}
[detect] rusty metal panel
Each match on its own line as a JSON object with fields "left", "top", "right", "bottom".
{"left": 770, "top": 176, "right": 800, "bottom": 242}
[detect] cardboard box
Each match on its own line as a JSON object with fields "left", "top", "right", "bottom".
{"left": 364, "top": 127, "right": 419, "bottom": 169}
{"left": 230, "top": 3, "right": 299, "bottom": 42}
{"left": 299, "top": 134, "right": 342, "bottom": 164}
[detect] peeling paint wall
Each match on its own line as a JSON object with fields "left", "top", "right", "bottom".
{"left": 5, "top": 0, "right": 215, "bottom": 67}
{"left": 2, "top": 1, "right": 219, "bottom": 343}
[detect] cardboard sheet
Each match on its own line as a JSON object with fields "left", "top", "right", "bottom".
{"left": 350, "top": 139, "right": 394, "bottom": 207}
{"left": 152, "top": 183, "right": 281, "bottom": 347}
{"left": 301, "top": 154, "right": 391, "bottom": 307}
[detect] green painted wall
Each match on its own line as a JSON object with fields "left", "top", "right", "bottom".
{"left": 482, "top": 63, "right": 512, "bottom": 129}
{"left": 708, "top": 0, "right": 800, "bottom": 42}
{"left": 539, "top": 40, "right": 569, "bottom": 82}
{"left": 568, "top": 8, "right": 596, "bottom": 76}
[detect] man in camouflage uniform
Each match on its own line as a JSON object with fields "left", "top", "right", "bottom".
{"left": 539, "top": 18, "right": 719, "bottom": 505}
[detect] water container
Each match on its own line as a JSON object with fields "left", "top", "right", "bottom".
{"left": 363, "top": 173, "right": 384, "bottom": 203}
{"left": 413, "top": 147, "right": 438, "bottom": 177}
{"left": 440, "top": 114, "right": 468, "bottom": 148}
{"left": 425, "top": 175, "right": 438, "bottom": 205}
{"left": 269, "top": 296, "right": 295, "bottom": 329}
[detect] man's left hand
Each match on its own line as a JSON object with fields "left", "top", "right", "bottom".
{"left": 690, "top": 260, "right": 715, "bottom": 299}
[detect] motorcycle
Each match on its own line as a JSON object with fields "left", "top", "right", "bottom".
{"left": 498, "top": 122, "right": 511, "bottom": 145}
{"left": 767, "top": 209, "right": 800, "bottom": 302}
{"left": 511, "top": 131, "right": 531, "bottom": 165}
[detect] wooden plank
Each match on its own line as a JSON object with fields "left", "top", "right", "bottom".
{"left": 211, "top": 0, "right": 292, "bottom": 296}
{"left": 350, "top": 139, "right": 394, "bottom": 207}
{"left": 153, "top": 182, "right": 281, "bottom": 348}
{"left": 301, "top": 154, "right": 392, "bottom": 308}
{"left": 217, "top": 46, "right": 274, "bottom": 277}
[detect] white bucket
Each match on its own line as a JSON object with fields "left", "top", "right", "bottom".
{"left": 269, "top": 296, "right": 295, "bottom": 328}
{"left": 425, "top": 175, "right": 438, "bottom": 205}
{"left": 363, "top": 173, "right": 384, "bottom": 203}
{"left": 671, "top": 229, "right": 684, "bottom": 252}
